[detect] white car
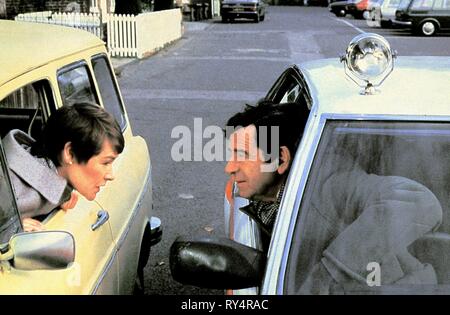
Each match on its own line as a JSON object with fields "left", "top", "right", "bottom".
{"left": 170, "top": 33, "right": 450, "bottom": 294}
{"left": 372, "top": 0, "right": 402, "bottom": 27}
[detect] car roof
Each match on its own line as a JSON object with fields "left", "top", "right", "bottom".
{"left": 300, "top": 56, "right": 450, "bottom": 118}
{"left": 0, "top": 20, "right": 104, "bottom": 87}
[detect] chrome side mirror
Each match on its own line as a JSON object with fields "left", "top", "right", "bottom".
{"left": 8, "top": 231, "right": 75, "bottom": 270}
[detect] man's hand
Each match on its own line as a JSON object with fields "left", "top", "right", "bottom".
{"left": 61, "top": 191, "right": 79, "bottom": 211}
{"left": 22, "top": 218, "right": 44, "bottom": 232}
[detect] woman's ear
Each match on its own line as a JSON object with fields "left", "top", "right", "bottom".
{"left": 62, "top": 142, "right": 74, "bottom": 166}
{"left": 277, "top": 146, "right": 291, "bottom": 175}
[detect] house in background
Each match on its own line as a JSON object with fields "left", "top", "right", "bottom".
{"left": 4, "top": 0, "right": 115, "bottom": 19}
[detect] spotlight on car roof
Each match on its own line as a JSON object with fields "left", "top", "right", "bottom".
{"left": 341, "top": 33, "right": 397, "bottom": 95}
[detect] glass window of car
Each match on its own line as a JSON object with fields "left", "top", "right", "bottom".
{"left": 387, "top": 0, "right": 401, "bottom": 8}
{"left": 284, "top": 120, "right": 450, "bottom": 294}
{"left": 0, "top": 80, "right": 53, "bottom": 140}
{"left": 0, "top": 143, "right": 22, "bottom": 245}
{"left": 434, "top": 0, "right": 450, "bottom": 8}
{"left": 398, "top": 0, "right": 413, "bottom": 9}
{"left": 57, "top": 63, "right": 98, "bottom": 107}
{"left": 433, "top": 0, "right": 443, "bottom": 8}
{"left": 411, "top": 0, "right": 434, "bottom": 9}
{"left": 266, "top": 68, "right": 312, "bottom": 109}
{"left": 91, "top": 55, "right": 127, "bottom": 131}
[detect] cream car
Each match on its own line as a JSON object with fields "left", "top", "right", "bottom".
{"left": 171, "top": 33, "right": 450, "bottom": 294}
{"left": 0, "top": 20, "right": 161, "bottom": 294}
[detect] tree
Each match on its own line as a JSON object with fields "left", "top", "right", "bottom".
{"left": 115, "top": 0, "right": 142, "bottom": 15}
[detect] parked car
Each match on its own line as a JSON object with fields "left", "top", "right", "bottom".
{"left": 364, "top": 0, "right": 384, "bottom": 20}
{"left": 0, "top": 20, "right": 162, "bottom": 294}
{"left": 372, "top": 0, "right": 401, "bottom": 27}
{"left": 329, "top": 0, "right": 369, "bottom": 18}
{"left": 170, "top": 33, "right": 450, "bottom": 294}
{"left": 394, "top": 0, "right": 450, "bottom": 35}
{"left": 220, "top": 0, "right": 267, "bottom": 23}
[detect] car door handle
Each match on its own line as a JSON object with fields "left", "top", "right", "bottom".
{"left": 91, "top": 210, "right": 109, "bottom": 231}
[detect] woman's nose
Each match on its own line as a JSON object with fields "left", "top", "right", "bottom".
{"left": 105, "top": 167, "right": 115, "bottom": 181}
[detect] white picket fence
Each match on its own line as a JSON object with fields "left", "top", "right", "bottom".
{"left": 106, "top": 14, "right": 137, "bottom": 58}
{"left": 14, "top": 9, "right": 182, "bottom": 59}
{"left": 15, "top": 11, "right": 102, "bottom": 38}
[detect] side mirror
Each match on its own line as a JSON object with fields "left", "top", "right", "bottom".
{"left": 170, "top": 235, "right": 266, "bottom": 289}
{"left": 7, "top": 231, "right": 75, "bottom": 270}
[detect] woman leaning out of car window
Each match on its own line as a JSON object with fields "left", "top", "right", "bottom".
{"left": 2, "top": 102, "right": 124, "bottom": 232}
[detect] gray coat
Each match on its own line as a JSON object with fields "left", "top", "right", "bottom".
{"left": 2, "top": 130, "right": 72, "bottom": 218}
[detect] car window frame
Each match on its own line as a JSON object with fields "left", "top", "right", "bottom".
{"left": 265, "top": 66, "right": 312, "bottom": 109}
{"left": 90, "top": 53, "right": 128, "bottom": 132}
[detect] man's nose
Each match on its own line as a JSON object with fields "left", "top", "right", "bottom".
{"left": 225, "top": 160, "right": 238, "bottom": 175}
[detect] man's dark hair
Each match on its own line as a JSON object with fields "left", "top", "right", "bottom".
{"left": 32, "top": 102, "right": 125, "bottom": 166}
{"left": 225, "top": 99, "right": 309, "bottom": 160}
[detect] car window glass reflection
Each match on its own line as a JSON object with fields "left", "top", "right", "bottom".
{"left": 58, "top": 65, "right": 97, "bottom": 107}
{"left": 285, "top": 120, "right": 450, "bottom": 294}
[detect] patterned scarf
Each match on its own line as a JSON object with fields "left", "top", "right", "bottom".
{"left": 240, "top": 183, "right": 285, "bottom": 236}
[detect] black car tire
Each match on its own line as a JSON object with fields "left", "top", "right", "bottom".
{"left": 254, "top": 12, "right": 260, "bottom": 23}
{"left": 260, "top": 14, "right": 265, "bottom": 21}
{"left": 420, "top": 21, "right": 437, "bottom": 36}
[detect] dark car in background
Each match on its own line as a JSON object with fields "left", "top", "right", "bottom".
{"left": 394, "top": 0, "right": 450, "bottom": 36}
{"left": 220, "top": 0, "right": 267, "bottom": 22}
{"left": 329, "top": 0, "right": 369, "bottom": 18}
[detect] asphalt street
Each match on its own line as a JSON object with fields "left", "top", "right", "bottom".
{"left": 116, "top": 5, "right": 450, "bottom": 295}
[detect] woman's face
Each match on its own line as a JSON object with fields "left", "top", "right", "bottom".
{"left": 61, "top": 139, "right": 119, "bottom": 201}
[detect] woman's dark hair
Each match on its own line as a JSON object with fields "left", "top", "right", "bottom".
{"left": 31, "top": 102, "right": 125, "bottom": 166}
{"left": 225, "top": 99, "right": 309, "bottom": 160}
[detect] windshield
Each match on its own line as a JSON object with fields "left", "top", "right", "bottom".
{"left": 284, "top": 120, "right": 450, "bottom": 294}
{"left": 0, "top": 140, "right": 22, "bottom": 245}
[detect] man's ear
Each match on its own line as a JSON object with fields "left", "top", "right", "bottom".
{"left": 277, "top": 146, "right": 291, "bottom": 175}
{"left": 61, "top": 142, "right": 74, "bottom": 166}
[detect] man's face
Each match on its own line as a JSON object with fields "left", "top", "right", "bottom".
{"left": 225, "top": 125, "right": 279, "bottom": 201}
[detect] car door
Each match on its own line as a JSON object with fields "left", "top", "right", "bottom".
{"left": 89, "top": 55, "right": 152, "bottom": 294}
{"left": 0, "top": 78, "right": 118, "bottom": 294}
{"left": 226, "top": 67, "right": 312, "bottom": 295}
{"left": 436, "top": 0, "right": 450, "bottom": 29}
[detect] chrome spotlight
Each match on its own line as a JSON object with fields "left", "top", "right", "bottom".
{"left": 341, "top": 33, "right": 397, "bottom": 95}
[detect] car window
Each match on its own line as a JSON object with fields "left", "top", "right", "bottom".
{"left": 398, "top": 0, "right": 412, "bottom": 9}
{"left": 91, "top": 55, "right": 127, "bottom": 131}
{"left": 0, "top": 80, "right": 53, "bottom": 140}
{"left": 57, "top": 63, "right": 98, "bottom": 107}
{"left": 411, "top": 0, "right": 434, "bottom": 9}
{"left": 387, "top": 0, "right": 401, "bottom": 7}
{"left": 433, "top": 0, "right": 450, "bottom": 8}
{"left": 266, "top": 68, "right": 312, "bottom": 109}
{"left": 284, "top": 120, "right": 450, "bottom": 294}
{"left": 0, "top": 142, "right": 22, "bottom": 245}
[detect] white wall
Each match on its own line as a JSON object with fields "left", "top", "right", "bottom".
{"left": 135, "top": 9, "right": 182, "bottom": 59}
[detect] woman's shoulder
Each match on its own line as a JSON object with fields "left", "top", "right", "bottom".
{"left": 2, "top": 129, "right": 35, "bottom": 149}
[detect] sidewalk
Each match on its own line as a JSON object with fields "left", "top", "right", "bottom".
{"left": 111, "top": 57, "right": 138, "bottom": 76}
